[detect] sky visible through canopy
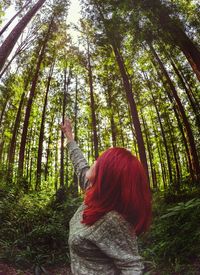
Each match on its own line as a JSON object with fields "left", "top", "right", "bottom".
{"left": 2, "top": 0, "right": 81, "bottom": 47}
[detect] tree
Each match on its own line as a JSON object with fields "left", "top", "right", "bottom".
{"left": 18, "top": 17, "right": 54, "bottom": 179}
{"left": 0, "top": 0, "right": 46, "bottom": 72}
{"left": 35, "top": 62, "right": 54, "bottom": 190}
{"left": 0, "top": 0, "right": 31, "bottom": 37}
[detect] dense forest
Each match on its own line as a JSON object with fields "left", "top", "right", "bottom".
{"left": 0, "top": 0, "right": 200, "bottom": 274}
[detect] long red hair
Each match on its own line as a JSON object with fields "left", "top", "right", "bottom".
{"left": 82, "top": 147, "right": 152, "bottom": 235}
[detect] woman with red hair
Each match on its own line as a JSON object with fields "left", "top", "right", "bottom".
{"left": 61, "top": 118, "right": 151, "bottom": 275}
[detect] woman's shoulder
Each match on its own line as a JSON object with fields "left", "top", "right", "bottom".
{"left": 87, "top": 209, "right": 137, "bottom": 250}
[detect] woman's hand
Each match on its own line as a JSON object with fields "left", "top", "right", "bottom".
{"left": 61, "top": 118, "right": 74, "bottom": 143}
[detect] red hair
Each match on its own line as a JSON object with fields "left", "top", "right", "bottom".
{"left": 82, "top": 147, "right": 152, "bottom": 235}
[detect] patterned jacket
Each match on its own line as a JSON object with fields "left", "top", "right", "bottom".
{"left": 67, "top": 141, "right": 144, "bottom": 275}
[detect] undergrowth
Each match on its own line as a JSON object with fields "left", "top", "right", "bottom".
{"left": 0, "top": 180, "right": 200, "bottom": 274}
{"left": 0, "top": 181, "right": 82, "bottom": 268}
{"left": 141, "top": 188, "right": 200, "bottom": 274}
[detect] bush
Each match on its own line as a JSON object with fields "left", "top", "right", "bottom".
{"left": 141, "top": 195, "right": 200, "bottom": 273}
{"left": 0, "top": 183, "right": 82, "bottom": 268}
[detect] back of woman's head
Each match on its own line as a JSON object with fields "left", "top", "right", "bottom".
{"left": 82, "top": 147, "right": 152, "bottom": 235}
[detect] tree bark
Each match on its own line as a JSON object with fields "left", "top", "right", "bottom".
{"left": 18, "top": 19, "right": 52, "bottom": 178}
{"left": 151, "top": 58, "right": 195, "bottom": 182}
{"left": 87, "top": 38, "right": 99, "bottom": 159}
{"left": 112, "top": 44, "right": 149, "bottom": 181}
{"left": 167, "top": 116, "right": 181, "bottom": 189}
{"left": 170, "top": 57, "right": 200, "bottom": 130}
{"left": 0, "top": 0, "right": 46, "bottom": 73}
{"left": 141, "top": 111, "right": 157, "bottom": 189}
{"left": 74, "top": 76, "right": 78, "bottom": 142}
{"left": 149, "top": 44, "right": 200, "bottom": 181}
{"left": 0, "top": 1, "right": 31, "bottom": 37}
{"left": 150, "top": 89, "right": 173, "bottom": 184}
{"left": 35, "top": 62, "right": 54, "bottom": 190}
{"left": 60, "top": 69, "right": 71, "bottom": 188}
{"left": 44, "top": 113, "right": 55, "bottom": 181}
{"left": 106, "top": 85, "right": 117, "bottom": 147}
{"left": 7, "top": 92, "right": 25, "bottom": 180}
{"left": 0, "top": 97, "right": 8, "bottom": 126}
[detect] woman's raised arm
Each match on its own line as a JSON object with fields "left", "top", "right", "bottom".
{"left": 61, "top": 118, "right": 90, "bottom": 191}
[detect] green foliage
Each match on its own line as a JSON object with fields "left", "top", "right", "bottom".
{"left": 140, "top": 192, "right": 200, "bottom": 273}
{"left": 0, "top": 182, "right": 82, "bottom": 267}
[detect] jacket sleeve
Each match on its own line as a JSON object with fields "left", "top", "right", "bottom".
{"left": 67, "top": 140, "right": 90, "bottom": 191}
{"left": 90, "top": 211, "right": 144, "bottom": 275}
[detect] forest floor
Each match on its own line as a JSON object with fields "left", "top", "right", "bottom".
{"left": 0, "top": 262, "right": 72, "bottom": 275}
{"left": 1, "top": 260, "right": 200, "bottom": 275}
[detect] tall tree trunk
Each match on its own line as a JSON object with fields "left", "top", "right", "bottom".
{"left": 152, "top": 59, "right": 195, "bottom": 182}
{"left": 73, "top": 77, "right": 78, "bottom": 195}
{"left": 26, "top": 125, "right": 33, "bottom": 187}
{"left": 167, "top": 116, "right": 181, "bottom": 189}
{"left": 44, "top": 113, "right": 55, "bottom": 181}
{"left": 106, "top": 85, "right": 117, "bottom": 147}
{"left": 150, "top": 44, "right": 200, "bottom": 181}
{"left": 0, "top": 1, "right": 31, "bottom": 37}
{"left": 170, "top": 57, "right": 200, "bottom": 129}
{"left": 7, "top": 91, "right": 25, "bottom": 180}
{"left": 60, "top": 69, "right": 71, "bottom": 188}
{"left": 0, "top": 97, "right": 8, "bottom": 126}
{"left": 74, "top": 76, "right": 78, "bottom": 142}
{"left": 18, "top": 19, "right": 52, "bottom": 178}
{"left": 55, "top": 127, "right": 59, "bottom": 191}
{"left": 117, "top": 109, "right": 125, "bottom": 148}
{"left": 112, "top": 44, "right": 149, "bottom": 181}
{"left": 0, "top": 40, "right": 28, "bottom": 79}
{"left": 0, "top": 140, "right": 5, "bottom": 166}
{"left": 0, "top": 0, "right": 46, "bottom": 72}
{"left": 150, "top": 88, "right": 173, "bottom": 184}
{"left": 141, "top": 111, "right": 157, "bottom": 189}
{"left": 150, "top": 110, "right": 166, "bottom": 189}
{"left": 87, "top": 38, "right": 99, "bottom": 159}
{"left": 36, "top": 62, "right": 54, "bottom": 190}
{"left": 170, "top": 29, "right": 200, "bottom": 82}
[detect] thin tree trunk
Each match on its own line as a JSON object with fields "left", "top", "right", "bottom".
{"left": 0, "top": 140, "right": 5, "bottom": 165}
{"left": 150, "top": 44, "right": 200, "bottom": 181}
{"left": 152, "top": 61, "right": 195, "bottom": 182}
{"left": 55, "top": 127, "right": 59, "bottom": 191}
{"left": 106, "top": 85, "right": 117, "bottom": 147}
{"left": 60, "top": 69, "right": 71, "bottom": 188}
{"left": 0, "top": 41, "right": 28, "bottom": 79}
{"left": 141, "top": 112, "right": 157, "bottom": 189}
{"left": 148, "top": 85, "right": 173, "bottom": 185}
{"left": 0, "top": 1, "right": 31, "bottom": 37}
{"left": 18, "top": 19, "right": 52, "bottom": 178}
{"left": 44, "top": 113, "right": 55, "bottom": 181}
{"left": 0, "top": 0, "right": 46, "bottom": 72}
{"left": 0, "top": 97, "right": 8, "bottom": 126}
{"left": 170, "top": 57, "right": 200, "bottom": 129}
{"left": 36, "top": 62, "right": 54, "bottom": 190}
{"left": 167, "top": 116, "right": 181, "bottom": 189}
{"left": 73, "top": 77, "right": 78, "bottom": 195}
{"left": 74, "top": 76, "right": 78, "bottom": 142}
{"left": 26, "top": 126, "right": 33, "bottom": 186}
{"left": 150, "top": 111, "right": 166, "bottom": 189}
{"left": 87, "top": 38, "right": 99, "bottom": 159}
{"left": 117, "top": 109, "right": 125, "bottom": 148}
{"left": 7, "top": 91, "right": 25, "bottom": 180}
